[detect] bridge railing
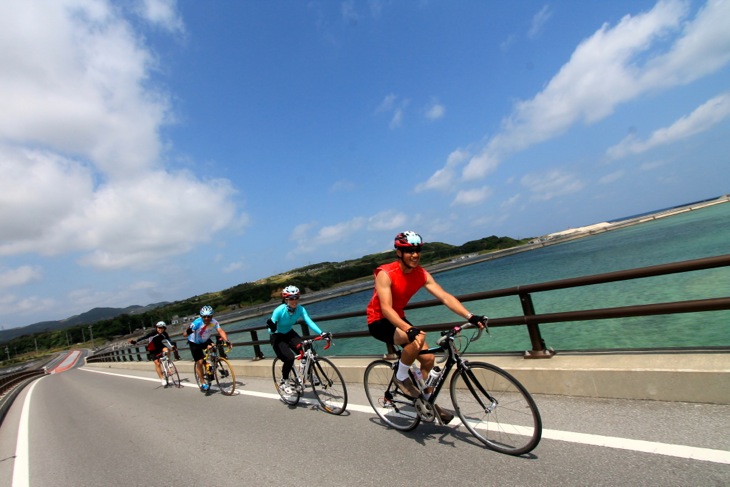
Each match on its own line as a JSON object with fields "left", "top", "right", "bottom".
{"left": 87, "top": 253, "right": 730, "bottom": 364}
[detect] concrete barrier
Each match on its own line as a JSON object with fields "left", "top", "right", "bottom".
{"left": 85, "top": 352, "right": 730, "bottom": 404}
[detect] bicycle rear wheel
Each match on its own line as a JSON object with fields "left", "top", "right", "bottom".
{"left": 272, "top": 358, "right": 301, "bottom": 406}
{"left": 165, "top": 360, "right": 181, "bottom": 388}
{"left": 213, "top": 358, "right": 236, "bottom": 396}
{"left": 450, "top": 362, "right": 541, "bottom": 455}
{"left": 310, "top": 357, "right": 348, "bottom": 415}
{"left": 364, "top": 360, "right": 420, "bottom": 431}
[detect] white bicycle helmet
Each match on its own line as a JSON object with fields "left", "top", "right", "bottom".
{"left": 394, "top": 231, "right": 423, "bottom": 250}
{"left": 282, "top": 285, "right": 300, "bottom": 299}
{"left": 200, "top": 305, "right": 214, "bottom": 317}
{"left": 155, "top": 321, "right": 167, "bottom": 328}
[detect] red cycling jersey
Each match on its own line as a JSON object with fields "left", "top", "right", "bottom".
{"left": 367, "top": 261, "right": 428, "bottom": 323}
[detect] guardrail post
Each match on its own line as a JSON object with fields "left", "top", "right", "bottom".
{"left": 519, "top": 292, "right": 554, "bottom": 359}
{"left": 250, "top": 330, "right": 265, "bottom": 360}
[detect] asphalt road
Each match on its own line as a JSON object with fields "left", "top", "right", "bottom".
{"left": 1, "top": 364, "right": 728, "bottom": 487}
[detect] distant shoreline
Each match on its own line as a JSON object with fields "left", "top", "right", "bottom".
{"left": 218, "top": 194, "right": 730, "bottom": 326}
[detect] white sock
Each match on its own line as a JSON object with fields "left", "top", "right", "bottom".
{"left": 396, "top": 360, "right": 411, "bottom": 381}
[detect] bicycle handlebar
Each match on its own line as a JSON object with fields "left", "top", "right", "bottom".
{"left": 435, "top": 319, "right": 487, "bottom": 348}
{"left": 295, "top": 334, "right": 332, "bottom": 360}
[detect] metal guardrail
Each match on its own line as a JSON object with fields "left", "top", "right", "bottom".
{"left": 87, "top": 253, "right": 730, "bottom": 363}
{"left": 0, "top": 368, "right": 47, "bottom": 425}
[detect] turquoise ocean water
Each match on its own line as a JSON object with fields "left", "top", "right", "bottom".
{"left": 225, "top": 202, "right": 730, "bottom": 357}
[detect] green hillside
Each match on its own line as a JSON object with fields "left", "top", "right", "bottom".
{"left": 1, "top": 235, "right": 529, "bottom": 363}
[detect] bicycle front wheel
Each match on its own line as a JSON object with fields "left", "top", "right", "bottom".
{"left": 364, "top": 360, "right": 420, "bottom": 431}
{"left": 213, "top": 358, "right": 236, "bottom": 396}
{"left": 272, "top": 358, "right": 301, "bottom": 406}
{"left": 310, "top": 357, "right": 348, "bottom": 415}
{"left": 450, "top": 362, "right": 542, "bottom": 455}
{"left": 165, "top": 360, "right": 181, "bottom": 388}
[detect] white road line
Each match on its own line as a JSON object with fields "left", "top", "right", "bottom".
{"left": 12, "top": 376, "right": 44, "bottom": 487}
{"left": 79, "top": 368, "right": 730, "bottom": 464}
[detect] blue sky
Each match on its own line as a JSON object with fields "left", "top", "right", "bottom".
{"left": 1, "top": 0, "right": 728, "bottom": 330}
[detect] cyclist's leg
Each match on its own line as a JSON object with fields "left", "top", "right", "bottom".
{"left": 189, "top": 342, "right": 207, "bottom": 390}
{"left": 393, "top": 328, "right": 427, "bottom": 398}
{"left": 272, "top": 357, "right": 301, "bottom": 405}
{"left": 364, "top": 360, "right": 420, "bottom": 431}
{"left": 273, "top": 332, "right": 297, "bottom": 380}
{"left": 369, "top": 318, "right": 421, "bottom": 398}
{"left": 153, "top": 357, "right": 164, "bottom": 379}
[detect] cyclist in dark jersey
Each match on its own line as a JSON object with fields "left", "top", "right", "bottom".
{"left": 129, "top": 321, "right": 178, "bottom": 386}
{"left": 367, "top": 231, "right": 487, "bottom": 424}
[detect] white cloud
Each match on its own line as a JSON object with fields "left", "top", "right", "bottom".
{"left": 376, "top": 93, "right": 397, "bottom": 113}
{"left": 599, "top": 170, "right": 625, "bottom": 184}
{"left": 0, "top": 293, "right": 56, "bottom": 318}
{"left": 376, "top": 93, "right": 409, "bottom": 129}
{"left": 390, "top": 107, "right": 404, "bottom": 129}
{"left": 521, "top": 169, "right": 584, "bottom": 201}
{"left": 330, "top": 179, "right": 356, "bottom": 192}
{"left": 425, "top": 101, "right": 445, "bottom": 120}
{"left": 135, "top": 0, "right": 184, "bottom": 33}
{"left": 289, "top": 216, "right": 366, "bottom": 255}
{"left": 452, "top": 186, "right": 492, "bottom": 206}
{"left": 528, "top": 5, "right": 552, "bottom": 39}
{"left": 367, "top": 210, "right": 408, "bottom": 231}
{"left": 0, "top": 0, "right": 170, "bottom": 178}
{"left": 419, "top": 0, "right": 730, "bottom": 189}
{"left": 222, "top": 261, "right": 246, "bottom": 274}
{"left": 0, "top": 266, "right": 43, "bottom": 290}
{"left": 607, "top": 92, "right": 730, "bottom": 159}
{"left": 0, "top": 0, "right": 244, "bottom": 271}
{"left": 0, "top": 146, "right": 93, "bottom": 247}
{"left": 72, "top": 172, "right": 239, "bottom": 269}
{"left": 414, "top": 149, "right": 469, "bottom": 192}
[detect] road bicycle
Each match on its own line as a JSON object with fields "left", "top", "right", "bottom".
{"left": 364, "top": 321, "right": 542, "bottom": 456}
{"left": 159, "top": 348, "right": 181, "bottom": 388}
{"left": 195, "top": 338, "right": 236, "bottom": 396}
{"left": 272, "top": 333, "right": 348, "bottom": 415}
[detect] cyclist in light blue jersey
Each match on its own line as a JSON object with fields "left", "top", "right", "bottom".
{"left": 184, "top": 305, "right": 231, "bottom": 392}
{"left": 268, "top": 285, "right": 328, "bottom": 394}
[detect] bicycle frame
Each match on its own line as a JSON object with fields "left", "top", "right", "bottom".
{"left": 292, "top": 335, "right": 331, "bottom": 388}
{"left": 273, "top": 334, "right": 347, "bottom": 414}
{"left": 419, "top": 326, "right": 495, "bottom": 410}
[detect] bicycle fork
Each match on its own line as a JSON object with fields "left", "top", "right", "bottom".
{"left": 462, "top": 366, "right": 498, "bottom": 414}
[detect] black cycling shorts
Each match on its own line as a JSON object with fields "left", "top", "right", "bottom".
{"left": 188, "top": 340, "right": 213, "bottom": 362}
{"left": 368, "top": 317, "right": 412, "bottom": 345}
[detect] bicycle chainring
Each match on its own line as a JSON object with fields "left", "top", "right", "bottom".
{"left": 415, "top": 398, "right": 435, "bottom": 423}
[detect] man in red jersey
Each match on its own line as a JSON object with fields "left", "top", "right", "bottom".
{"left": 367, "top": 231, "right": 487, "bottom": 424}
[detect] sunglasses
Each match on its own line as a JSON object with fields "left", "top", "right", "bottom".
{"left": 286, "top": 296, "right": 300, "bottom": 300}
{"left": 401, "top": 247, "right": 422, "bottom": 254}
